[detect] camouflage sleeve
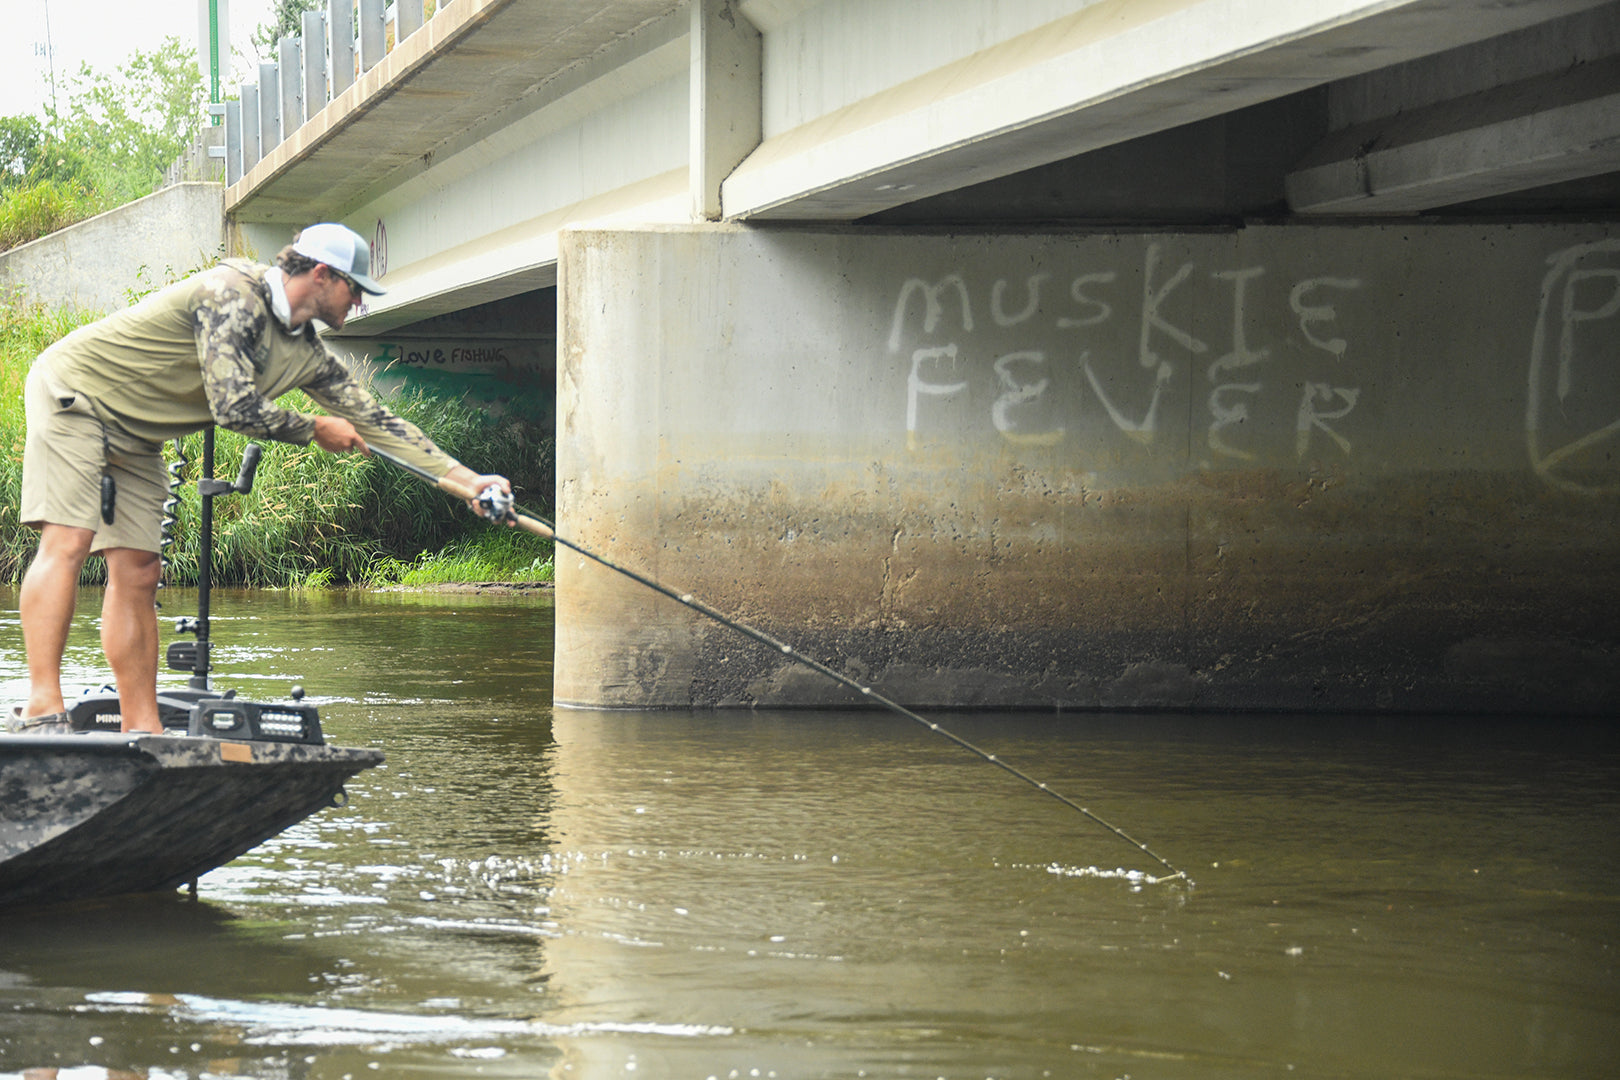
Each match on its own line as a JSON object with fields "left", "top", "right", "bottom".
{"left": 192, "top": 270, "right": 319, "bottom": 445}
{"left": 301, "top": 352, "right": 459, "bottom": 476}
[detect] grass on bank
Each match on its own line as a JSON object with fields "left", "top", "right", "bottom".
{"left": 367, "top": 528, "right": 557, "bottom": 588}
{"left": 0, "top": 293, "right": 555, "bottom": 588}
{"left": 0, "top": 181, "right": 115, "bottom": 254}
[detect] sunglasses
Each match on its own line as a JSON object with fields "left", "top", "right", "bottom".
{"left": 329, "top": 267, "right": 362, "bottom": 302}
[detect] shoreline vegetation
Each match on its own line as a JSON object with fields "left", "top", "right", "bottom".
{"left": 1, "top": 292, "right": 556, "bottom": 590}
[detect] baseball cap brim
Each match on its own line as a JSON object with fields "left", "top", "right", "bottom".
{"left": 347, "top": 271, "right": 387, "bottom": 296}
{"left": 293, "top": 223, "right": 388, "bottom": 296}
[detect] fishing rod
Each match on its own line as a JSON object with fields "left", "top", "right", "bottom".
{"left": 368, "top": 446, "right": 1189, "bottom": 884}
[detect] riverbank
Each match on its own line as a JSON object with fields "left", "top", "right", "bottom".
{"left": 376, "top": 580, "right": 555, "bottom": 595}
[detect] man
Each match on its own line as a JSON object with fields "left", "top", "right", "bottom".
{"left": 10, "top": 223, "right": 508, "bottom": 735}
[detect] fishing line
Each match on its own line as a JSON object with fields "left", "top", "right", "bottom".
{"left": 369, "top": 446, "right": 1189, "bottom": 884}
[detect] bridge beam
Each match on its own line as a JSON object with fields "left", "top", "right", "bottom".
{"left": 721, "top": 0, "right": 1617, "bottom": 221}
{"left": 691, "top": 0, "right": 762, "bottom": 221}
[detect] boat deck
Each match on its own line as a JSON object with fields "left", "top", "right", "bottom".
{"left": 0, "top": 733, "right": 384, "bottom": 906}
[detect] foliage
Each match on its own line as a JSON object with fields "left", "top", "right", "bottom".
{"left": 0, "top": 179, "right": 105, "bottom": 253}
{"left": 0, "top": 114, "right": 96, "bottom": 197}
{"left": 0, "top": 116, "right": 104, "bottom": 252}
{"left": 124, "top": 251, "right": 226, "bottom": 307}
{"left": 365, "top": 532, "right": 555, "bottom": 588}
{"left": 0, "top": 116, "right": 46, "bottom": 190}
{"left": 0, "top": 293, "right": 555, "bottom": 588}
{"left": 45, "top": 37, "right": 206, "bottom": 207}
{"left": 0, "top": 37, "right": 204, "bottom": 252}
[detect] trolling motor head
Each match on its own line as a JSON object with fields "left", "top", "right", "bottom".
{"left": 475, "top": 484, "right": 515, "bottom": 523}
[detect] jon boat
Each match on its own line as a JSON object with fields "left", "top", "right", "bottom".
{"left": 0, "top": 432, "right": 383, "bottom": 907}
{"left": 0, "top": 728, "right": 381, "bottom": 907}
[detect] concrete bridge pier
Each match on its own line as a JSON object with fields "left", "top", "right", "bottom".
{"left": 554, "top": 222, "right": 1620, "bottom": 716}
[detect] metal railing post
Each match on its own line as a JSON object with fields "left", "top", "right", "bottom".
{"left": 302, "top": 11, "right": 328, "bottom": 122}
{"left": 239, "top": 82, "right": 261, "bottom": 172}
{"left": 329, "top": 0, "right": 356, "bottom": 96}
{"left": 360, "top": 0, "right": 386, "bottom": 73}
{"left": 258, "top": 61, "right": 281, "bottom": 155}
{"left": 278, "top": 37, "right": 303, "bottom": 139}
{"left": 398, "top": 0, "right": 424, "bottom": 42}
{"left": 223, "top": 99, "right": 242, "bottom": 185}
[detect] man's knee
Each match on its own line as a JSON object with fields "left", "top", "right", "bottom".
{"left": 24, "top": 526, "right": 95, "bottom": 597}
{"left": 105, "top": 548, "right": 163, "bottom": 592}
{"left": 34, "top": 523, "right": 95, "bottom": 564}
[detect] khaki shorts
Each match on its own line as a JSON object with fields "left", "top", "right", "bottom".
{"left": 22, "top": 362, "right": 168, "bottom": 554}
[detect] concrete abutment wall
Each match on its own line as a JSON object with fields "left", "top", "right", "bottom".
{"left": 0, "top": 184, "right": 225, "bottom": 314}
{"left": 555, "top": 222, "right": 1620, "bottom": 715}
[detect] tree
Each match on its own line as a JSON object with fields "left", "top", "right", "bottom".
{"left": 252, "top": 0, "right": 325, "bottom": 58}
{"left": 46, "top": 37, "right": 204, "bottom": 205}
{"left": 0, "top": 38, "right": 204, "bottom": 251}
{"left": 0, "top": 117, "right": 45, "bottom": 190}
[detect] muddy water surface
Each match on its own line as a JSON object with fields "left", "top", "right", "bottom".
{"left": 0, "top": 587, "right": 1615, "bottom": 1079}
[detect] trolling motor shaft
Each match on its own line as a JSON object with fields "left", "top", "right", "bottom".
{"left": 168, "top": 435, "right": 263, "bottom": 687}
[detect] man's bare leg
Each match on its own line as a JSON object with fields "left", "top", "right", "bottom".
{"left": 19, "top": 523, "right": 95, "bottom": 719}
{"left": 101, "top": 547, "right": 164, "bottom": 734}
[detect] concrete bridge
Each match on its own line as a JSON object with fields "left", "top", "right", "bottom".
{"left": 224, "top": 0, "right": 1620, "bottom": 715}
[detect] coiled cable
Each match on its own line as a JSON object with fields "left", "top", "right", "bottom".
{"left": 158, "top": 437, "right": 189, "bottom": 604}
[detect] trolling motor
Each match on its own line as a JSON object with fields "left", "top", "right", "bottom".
{"left": 67, "top": 428, "right": 327, "bottom": 744}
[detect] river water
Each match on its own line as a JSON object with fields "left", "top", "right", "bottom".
{"left": 0, "top": 586, "right": 1615, "bottom": 1079}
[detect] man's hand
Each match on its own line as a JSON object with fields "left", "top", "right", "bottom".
{"left": 312, "top": 415, "right": 369, "bottom": 454}
{"left": 444, "top": 465, "right": 515, "bottom": 524}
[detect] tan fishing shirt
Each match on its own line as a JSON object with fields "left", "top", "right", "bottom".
{"left": 33, "top": 258, "right": 456, "bottom": 475}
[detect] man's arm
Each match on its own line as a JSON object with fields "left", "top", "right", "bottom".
{"left": 193, "top": 270, "right": 321, "bottom": 444}
{"left": 311, "top": 416, "right": 509, "bottom": 517}
{"left": 442, "top": 463, "right": 512, "bottom": 498}
{"left": 312, "top": 414, "right": 366, "bottom": 452}
{"left": 308, "top": 415, "right": 499, "bottom": 491}
{"left": 299, "top": 355, "right": 460, "bottom": 475}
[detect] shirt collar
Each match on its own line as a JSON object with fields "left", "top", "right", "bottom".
{"left": 264, "top": 267, "right": 299, "bottom": 331}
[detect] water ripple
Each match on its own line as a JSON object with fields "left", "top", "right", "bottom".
{"left": 81, "top": 992, "right": 734, "bottom": 1047}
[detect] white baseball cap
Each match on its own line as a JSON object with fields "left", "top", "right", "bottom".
{"left": 292, "top": 223, "right": 386, "bottom": 295}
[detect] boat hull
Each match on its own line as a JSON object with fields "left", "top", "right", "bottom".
{"left": 0, "top": 733, "right": 383, "bottom": 906}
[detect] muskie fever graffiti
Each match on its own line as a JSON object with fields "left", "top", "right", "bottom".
{"left": 891, "top": 242, "right": 1364, "bottom": 465}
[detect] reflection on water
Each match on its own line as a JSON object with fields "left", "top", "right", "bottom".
{"left": 0, "top": 587, "right": 1616, "bottom": 1079}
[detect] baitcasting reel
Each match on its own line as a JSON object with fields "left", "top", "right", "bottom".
{"left": 476, "top": 483, "right": 514, "bottom": 523}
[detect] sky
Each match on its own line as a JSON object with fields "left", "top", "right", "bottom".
{"left": 1, "top": 0, "right": 278, "bottom": 120}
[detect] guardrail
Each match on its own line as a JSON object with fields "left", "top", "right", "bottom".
{"left": 219, "top": 0, "right": 432, "bottom": 185}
